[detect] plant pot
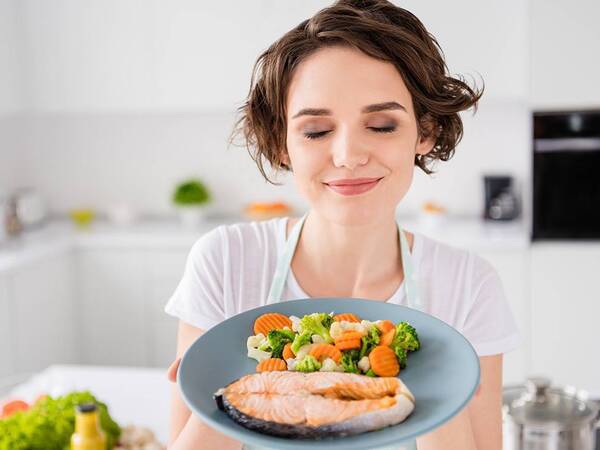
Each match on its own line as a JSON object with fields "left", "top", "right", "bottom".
{"left": 177, "top": 205, "right": 208, "bottom": 229}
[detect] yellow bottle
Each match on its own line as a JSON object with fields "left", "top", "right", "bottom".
{"left": 71, "top": 403, "right": 106, "bottom": 450}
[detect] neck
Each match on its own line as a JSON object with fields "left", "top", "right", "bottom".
{"left": 295, "top": 210, "right": 403, "bottom": 295}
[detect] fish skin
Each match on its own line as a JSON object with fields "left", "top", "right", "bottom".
{"left": 213, "top": 371, "right": 415, "bottom": 439}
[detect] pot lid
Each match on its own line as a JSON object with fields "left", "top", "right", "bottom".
{"left": 503, "top": 377, "right": 598, "bottom": 428}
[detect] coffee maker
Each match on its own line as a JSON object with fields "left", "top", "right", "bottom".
{"left": 483, "top": 175, "right": 520, "bottom": 221}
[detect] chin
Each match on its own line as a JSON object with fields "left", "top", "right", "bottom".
{"left": 315, "top": 203, "right": 389, "bottom": 227}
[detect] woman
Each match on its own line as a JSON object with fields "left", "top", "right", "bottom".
{"left": 165, "top": 0, "right": 520, "bottom": 449}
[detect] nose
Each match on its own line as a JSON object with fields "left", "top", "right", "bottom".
{"left": 331, "top": 126, "right": 369, "bottom": 170}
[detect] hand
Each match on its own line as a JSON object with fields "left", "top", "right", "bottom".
{"left": 167, "top": 358, "right": 181, "bottom": 383}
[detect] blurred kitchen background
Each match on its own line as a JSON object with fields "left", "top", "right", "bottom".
{"left": 0, "top": 0, "right": 599, "bottom": 448}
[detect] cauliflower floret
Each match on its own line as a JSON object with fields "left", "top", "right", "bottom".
{"left": 330, "top": 321, "right": 368, "bottom": 340}
{"left": 286, "top": 358, "right": 298, "bottom": 371}
{"left": 295, "top": 343, "right": 316, "bottom": 360}
{"left": 248, "top": 347, "right": 272, "bottom": 362}
{"left": 311, "top": 334, "right": 326, "bottom": 344}
{"left": 360, "top": 319, "right": 377, "bottom": 330}
{"left": 246, "top": 333, "right": 266, "bottom": 350}
{"left": 289, "top": 315, "right": 301, "bottom": 332}
{"left": 358, "top": 356, "right": 371, "bottom": 373}
{"left": 319, "top": 358, "right": 343, "bottom": 372}
{"left": 247, "top": 333, "right": 272, "bottom": 362}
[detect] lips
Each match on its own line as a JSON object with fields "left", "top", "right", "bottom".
{"left": 324, "top": 177, "right": 383, "bottom": 196}
{"left": 325, "top": 177, "right": 383, "bottom": 186}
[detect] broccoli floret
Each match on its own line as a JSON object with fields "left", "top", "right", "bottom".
{"left": 394, "top": 346, "right": 408, "bottom": 369}
{"left": 358, "top": 325, "right": 381, "bottom": 359}
{"left": 296, "top": 355, "right": 322, "bottom": 373}
{"left": 260, "top": 329, "right": 295, "bottom": 358}
{"left": 392, "top": 322, "right": 420, "bottom": 352}
{"left": 340, "top": 350, "right": 361, "bottom": 374}
{"left": 298, "top": 313, "right": 333, "bottom": 344}
{"left": 290, "top": 330, "right": 312, "bottom": 355}
{"left": 365, "top": 369, "right": 377, "bottom": 377}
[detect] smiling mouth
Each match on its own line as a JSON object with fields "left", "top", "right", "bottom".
{"left": 323, "top": 177, "right": 384, "bottom": 196}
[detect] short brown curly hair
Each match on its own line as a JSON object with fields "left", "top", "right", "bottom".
{"left": 230, "top": 0, "right": 483, "bottom": 185}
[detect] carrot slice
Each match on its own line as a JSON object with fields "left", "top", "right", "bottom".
{"left": 377, "top": 320, "right": 395, "bottom": 334}
{"left": 335, "top": 338, "right": 361, "bottom": 351}
{"left": 309, "top": 343, "right": 342, "bottom": 364}
{"left": 369, "top": 346, "right": 400, "bottom": 377}
{"left": 335, "top": 330, "right": 363, "bottom": 342}
{"left": 1, "top": 400, "right": 29, "bottom": 418}
{"left": 256, "top": 358, "right": 288, "bottom": 373}
{"left": 334, "top": 331, "right": 363, "bottom": 350}
{"left": 253, "top": 313, "right": 293, "bottom": 336}
{"left": 333, "top": 313, "right": 361, "bottom": 323}
{"left": 380, "top": 328, "right": 396, "bottom": 347}
{"left": 282, "top": 342, "right": 294, "bottom": 360}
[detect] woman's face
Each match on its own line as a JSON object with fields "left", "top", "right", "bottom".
{"left": 284, "top": 45, "right": 435, "bottom": 225}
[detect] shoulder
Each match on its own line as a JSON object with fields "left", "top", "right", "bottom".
{"left": 414, "top": 232, "right": 474, "bottom": 270}
{"left": 218, "top": 217, "right": 284, "bottom": 253}
{"left": 414, "top": 232, "right": 500, "bottom": 301}
{"left": 189, "top": 217, "right": 285, "bottom": 262}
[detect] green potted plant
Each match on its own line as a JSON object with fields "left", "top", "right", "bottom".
{"left": 172, "top": 178, "right": 212, "bottom": 228}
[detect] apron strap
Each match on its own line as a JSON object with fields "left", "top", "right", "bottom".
{"left": 399, "top": 223, "right": 422, "bottom": 312}
{"left": 266, "top": 213, "right": 308, "bottom": 304}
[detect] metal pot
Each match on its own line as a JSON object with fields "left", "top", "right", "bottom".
{"left": 503, "top": 377, "right": 600, "bottom": 450}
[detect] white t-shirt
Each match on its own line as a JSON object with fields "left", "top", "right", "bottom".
{"left": 164, "top": 217, "right": 520, "bottom": 356}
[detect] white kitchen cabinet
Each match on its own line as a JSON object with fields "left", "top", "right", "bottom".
{"left": 142, "top": 249, "right": 187, "bottom": 367}
{"left": 472, "top": 249, "right": 530, "bottom": 385}
{"left": 530, "top": 243, "right": 600, "bottom": 395}
{"left": 77, "top": 246, "right": 188, "bottom": 368}
{"left": 10, "top": 253, "right": 77, "bottom": 374}
{"left": 77, "top": 249, "right": 147, "bottom": 366}
{"left": 0, "top": 274, "right": 15, "bottom": 380}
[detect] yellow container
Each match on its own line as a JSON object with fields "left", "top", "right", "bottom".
{"left": 69, "top": 209, "right": 96, "bottom": 228}
{"left": 71, "top": 403, "right": 106, "bottom": 450}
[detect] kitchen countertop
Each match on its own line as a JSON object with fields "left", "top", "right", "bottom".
{"left": 0, "top": 214, "right": 531, "bottom": 273}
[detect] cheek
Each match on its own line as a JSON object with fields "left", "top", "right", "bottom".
{"left": 286, "top": 139, "right": 327, "bottom": 177}
{"left": 375, "top": 139, "right": 415, "bottom": 171}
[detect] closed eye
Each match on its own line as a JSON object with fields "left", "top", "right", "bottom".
{"left": 303, "top": 126, "right": 396, "bottom": 140}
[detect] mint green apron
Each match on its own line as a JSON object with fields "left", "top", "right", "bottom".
{"left": 242, "top": 212, "right": 420, "bottom": 450}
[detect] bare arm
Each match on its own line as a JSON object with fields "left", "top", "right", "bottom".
{"left": 167, "top": 320, "right": 243, "bottom": 450}
{"left": 416, "top": 354, "right": 503, "bottom": 450}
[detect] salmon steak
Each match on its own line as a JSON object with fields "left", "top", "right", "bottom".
{"left": 213, "top": 371, "right": 415, "bottom": 438}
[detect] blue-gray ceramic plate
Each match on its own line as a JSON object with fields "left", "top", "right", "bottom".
{"left": 178, "top": 298, "right": 480, "bottom": 450}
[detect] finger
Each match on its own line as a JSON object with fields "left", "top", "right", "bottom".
{"left": 167, "top": 358, "right": 181, "bottom": 383}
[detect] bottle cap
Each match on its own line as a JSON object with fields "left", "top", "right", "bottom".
{"left": 76, "top": 403, "right": 97, "bottom": 413}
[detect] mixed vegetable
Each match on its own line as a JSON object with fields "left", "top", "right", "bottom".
{"left": 247, "top": 311, "right": 420, "bottom": 377}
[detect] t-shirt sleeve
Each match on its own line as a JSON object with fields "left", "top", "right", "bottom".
{"left": 164, "top": 226, "right": 226, "bottom": 330}
{"left": 461, "top": 254, "right": 522, "bottom": 356}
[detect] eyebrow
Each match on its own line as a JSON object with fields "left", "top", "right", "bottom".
{"left": 291, "top": 101, "right": 407, "bottom": 119}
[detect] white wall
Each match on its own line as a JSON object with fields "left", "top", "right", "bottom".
{"left": 0, "top": 0, "right": 23, "bottom": 116}
{"left": 530, "top": 0, "right": 600, "bottom": 109}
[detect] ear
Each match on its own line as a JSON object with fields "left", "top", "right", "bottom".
{"left": 416, "top": 134, "right": 436, "bottom": 156}
{"left": 415, "top": 115, "right": 437, "bottom": 156}
{"left": 280, "top": 151, "right": 291, "bottom": 169}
